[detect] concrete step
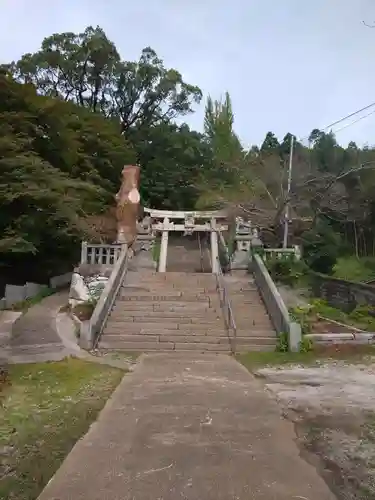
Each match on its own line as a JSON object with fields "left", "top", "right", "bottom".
{"left": 112, "top": 304, "right": 220, "bottom": 313}
{"left": 235, "top": 316, "right": 273, "bottom": 323}
{"left": 235, "top": 326, "right": 274, "bottom": 334}
{"left": 108, "top": 313, "right": 223, "bottom": 323}
{"left": 100, "top": 340, "right": 231, "bottom": 352}
{"left": 230, "top": 297, "right": 265, "bottom": 304}
{"left": 99, "top": 338, "right": 275, "bottom": 352}
{"left": 102, "top": 334, "right": 230, "bottom": 344}
{"left": 110, "top": 310, "right": 223, "bottom": 320}
{"left": 112, "top": 302, "right": 219, "bottom": 312}
{"left": 105, "top": 321, "right": 225, "bottom": 331}
{"left": 103, "top": 327, "right": 227, "bottom": 336}
{"left": 99, "top": 340, "right": 176, "bottom": 350}
{"left": 117, "top": 293, "right": 212, "bottom": 302}
{"left": 234, "top": 344, "right": 276, "bottom": 352}
{"left": 123, "top": 283, "right": 218, "bottom": 292}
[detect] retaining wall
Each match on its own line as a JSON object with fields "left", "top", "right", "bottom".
{"left": 311, "top": 273, "right": 375, "bottom": 313}
{"left": 0, "top": 272, "right": 72, "bottom": 310}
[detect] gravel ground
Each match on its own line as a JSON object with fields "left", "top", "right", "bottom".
{"left": 256, "top": 361, "right": 375, "bottom": 499}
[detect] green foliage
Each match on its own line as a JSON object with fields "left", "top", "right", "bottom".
{"left": 0, "top": 74, "right": 135, "bottom": 279}
{"left": 0, "top": 27, "right": 207, "bottom": 281}
{"left": 152, "top": 238, "right": 161, "bottom": 263}
{"left": 197, "top": 92, "right": 252, "bottom": 209}
{"left": 290, "top": 305, "right": 313, "bottom": 335}
{"left": 291, "top": 299, "right": 375, "bottom": 334}
{"left": 276, "top": 332, "right": 289, "bottom": 352}
{"left": 204, "top": 92, "right": 243, "bottom": 164}
{"left": 3, "top": 23, "right": 375, "bottom": 288}
{"left": 299, "top": 335, "right": 313, "bottom": 353}
{"left": 137, "top": 123, "right": 210, "bottom": 210}
{"left": 9, "top": 288, "right": 53, "bottom": 312}
{"left": 1, "top": 359, "right": 124, "bottom": 500}
{"left": 266, "top": 258, "right": 308, "bottom": 286}
{"left": 348, "top": 305, "right": 375, "bottom": 332}
{"left": 333, "top": 257, "right": 375, "bottom": 282}
{"left": 301, "top": 222, "right": 341, "bottom": 274}
{"left": 6, "top": 26, "right": 202, "bottom": 133}
{"left": 261, "top": 131, "right": 280, "bottom": 152}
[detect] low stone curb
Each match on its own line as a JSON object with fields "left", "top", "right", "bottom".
{"left": 306, "top": 332, "right": 375, "bottom": 345}
{"left": 0, "top": 311, "right": 22, "bottom": 367}
{"left": 55, "top": 311, "right": 136, "bottom": 371}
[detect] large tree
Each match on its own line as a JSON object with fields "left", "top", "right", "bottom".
{"left": 5, "top": 26, "right": 202, "bottom": 134}
{"left": 0, "top": 74, "right": 135, "bottom": 279}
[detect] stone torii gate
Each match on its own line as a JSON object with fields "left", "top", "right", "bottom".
{"left": 143, "top": 209, "right": 228, "bottom": 273}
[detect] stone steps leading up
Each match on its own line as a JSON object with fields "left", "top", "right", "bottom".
{"left": 224, "top": 272, "right": 277, "bottom": 348}
{"left": 100, "top": 268, "right": 277, "bottom": 353}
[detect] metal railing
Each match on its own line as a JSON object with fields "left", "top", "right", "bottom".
{"left": 215, "top": 256, "right": 238, "bottom": 355}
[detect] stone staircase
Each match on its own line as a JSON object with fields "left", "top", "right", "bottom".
{"left": 99, "top": 265, "right": 277, "bottom": 353}
{"left": 101, "top": 271, "right": 230, "bottom": 352}
{"left": 166, "top": 234, "right": 211, "bottom": 272}
{"left": 224, "top": 271, "right": 277, "bottom": 351}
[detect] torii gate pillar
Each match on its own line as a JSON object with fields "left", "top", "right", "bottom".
{"left": 210, "top": 218, "right": 219, "bottom": 274}
{"left": 158, "top": 217, "right": 169, "bottom": 273}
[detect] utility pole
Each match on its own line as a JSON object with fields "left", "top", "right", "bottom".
{"left": 283, "top": 135, "right": 294, "bottom": 248}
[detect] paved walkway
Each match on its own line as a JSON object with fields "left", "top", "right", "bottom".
{"left": 10, "top": 292, "right": 71, "bottom": 363}
{"left": 8, "top": 292, "right": 135, "bottom": 370}
{"left": 38, "top": 354, "right": 335, "bottom": 500}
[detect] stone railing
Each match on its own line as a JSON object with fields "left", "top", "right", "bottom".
{"left": 261, "top": 247, "right": 301, "bottom": 262}
{"left": 252, "top": 253, "right": 302, "bottom": 351}
{"left": 81, "top": 242, "right": 123, "bottom": 266}
{"left": 80, "top": 244, "right": 130, "bottom": 349}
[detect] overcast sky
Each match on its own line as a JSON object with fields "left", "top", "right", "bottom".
{"left": 1, "top": 0, "right": 375, "bottom": 148}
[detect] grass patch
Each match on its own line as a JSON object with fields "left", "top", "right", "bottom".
{"left": 291, "top": 299, "right": 375, "bottom": 333}
{"left": 0, "top": 358, "right": 125, "bottom": 500}
{"left": 333, "top": 256, "right": 375, "bottom": 283}
{"left": 9, "top": 288, "right": 53, "bottom": 312}
{"left": 152, "top": 237, "right": 161, "bottom": 263}
{"left": 102, "top": 350, "right": 141, "bottom": 362}
{"left": 237, "top": 346, "right": 375, "bottom": 371}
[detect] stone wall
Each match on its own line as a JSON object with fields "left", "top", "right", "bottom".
{"left": 0, "top": 272, "right": 72, "bottom": 310}
{"left": 311, "top": 274, "right": 375, "bottom": 313}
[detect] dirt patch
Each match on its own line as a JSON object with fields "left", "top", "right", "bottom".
{"left": 257, "top": 362, "right": 375, "bottom": 499}
{"left": 72, "top": 302, "right": 94, "bottom": 321}
{"left": 312, "top": 318, "right": 358, "bottom": 334}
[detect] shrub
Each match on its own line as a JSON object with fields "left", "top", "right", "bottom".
{"left": 299, "top": 335, "right": 313, "bottom": 353}
{"left": 266, "top": 258, "right": 308, "bottom": 286}
{"left": 276, "top": 332, "right": 289, "bottom": 352}
{"left": 301, "top": 223, "right": 341, "bottom": 275}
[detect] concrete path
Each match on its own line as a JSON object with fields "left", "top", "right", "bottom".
{"left": 10, "top": 292, "right": 72, "bottom": 363}
{"left": 8, "top": 292, "right": 135, "bottom": 370}
{"left": 38, "top": 354, "right": 335, "bottom": 500}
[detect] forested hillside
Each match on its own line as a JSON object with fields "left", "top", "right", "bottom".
{"left": 1, "top": 25, "right": 375, "bottom": 284}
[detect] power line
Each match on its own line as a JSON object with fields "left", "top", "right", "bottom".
{"left": 333, "top": 108, "right": 375, "bottom": 134}
{"left": 321, "top": 100, "right": 375, "bottom": 132}
{"left": 300, "top": 100, "right": 375, "bottom": 144}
